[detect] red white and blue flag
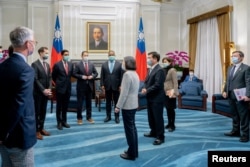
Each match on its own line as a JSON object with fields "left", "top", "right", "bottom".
{"left": 135, "top": 17, "right": 147, "bottom": 81}
{"left": 51, "top": 14, "right": 63, "bottom": 68}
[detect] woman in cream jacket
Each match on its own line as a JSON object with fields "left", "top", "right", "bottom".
{"left": 162, "top": 57, "right": 179, "bottom": 132}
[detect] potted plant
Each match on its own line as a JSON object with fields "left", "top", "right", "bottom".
{"left": 166, "top": 50, "right": 189, "bottom": 80}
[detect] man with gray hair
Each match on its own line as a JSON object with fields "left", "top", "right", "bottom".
{"left": 0, "top": 26, "right": 37, "bottom": 166}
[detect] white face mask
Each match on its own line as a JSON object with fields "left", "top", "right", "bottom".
{"left": 28, "top": 41, "right": 35, "bottom": 56}
{"left": 147, "top": 59, "right": 152, "bottom": 66}
{"left": 162, "top": 62, "right": 170, "bottom": 68}
{"left": 43, "top": 54, "right": 49, "bottom": 60}
{"left": 83, "top": 57, "right": 88, "bottom": 62}
{"left": 189, "top": 72, "right": 194, "bottom": 76}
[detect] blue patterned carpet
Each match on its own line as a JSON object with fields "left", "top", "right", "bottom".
{"left": 1, "top": 103, "right": 250, "bottom": 167}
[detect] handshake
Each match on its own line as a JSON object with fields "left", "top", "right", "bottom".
{"left": 82, "top": 75, "right": 93, "bottom": 80}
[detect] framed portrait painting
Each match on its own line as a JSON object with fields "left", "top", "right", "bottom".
{"left": 87, "top": 22, "right": 110, "bottom": 53}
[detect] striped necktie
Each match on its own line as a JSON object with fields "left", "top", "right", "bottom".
{"left": 64, "top": 62, "right": 68, "bottom": 75}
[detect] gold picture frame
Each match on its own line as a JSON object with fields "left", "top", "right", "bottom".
{"left": 87, "top": 22, "right": 110, "bottom": 53}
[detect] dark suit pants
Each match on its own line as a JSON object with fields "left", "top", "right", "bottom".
{"left": 228, "top": 93, "right": 249, "bottom": 138}
{"left": 34, "top": 94, "right": 48, "bottom": 131}
{"left": 122, "top": 109, "right": 138, "bottom": 158}
{"left": 147, "top": 101, "right": 165, "bottom": 140}
{"left": 77, "top": 89, "right": 92, "bottom": 120}
{"left": 56, "top": 91, "right": 70, "bottom": 124}
{"left": 105, "top": 89, "right": 119, "bottom": 118}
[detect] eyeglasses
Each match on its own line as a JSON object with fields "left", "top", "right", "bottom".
{"left": 27, "top": 40, "right": 38, "bottom": 46}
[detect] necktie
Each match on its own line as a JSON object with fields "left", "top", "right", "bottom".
{"left": 85, "top": 62, "right": 89, "bottom": 74}
{"left": 64, "top": 62, "right": 68, "bottom": 75}
{"left": 229, "top": 65, "right": 236, "bottom": 80}
{"left": 43, "top": 62, "right": 47, "bottom": 74}
{"left": 228, "top": 65, "right": 236, "bottom": 91}
{"left": 109, "top": 61, "right": 114, "bottom": 73}
{"left": 149, "top": 68, "right": 152, "bottom": 75}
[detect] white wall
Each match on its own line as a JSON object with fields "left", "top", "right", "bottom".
{"left": 232, "top": 0, "right": 250, "bottom": 64}
{"left": 0, "top": 0, "right": 184, "bottom": 64}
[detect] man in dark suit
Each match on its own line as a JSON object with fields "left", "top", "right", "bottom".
{"left": 31, "top": 47, "right": 52, "bottom": 140}
{"left": 73, "top": 51, "right": 98, "bottom": 124}
{"left": 0, "top": 26, "right": 37, "bottom": 166}
{"left": 89, "top": 26, "right": 108, "bottom": 50}
{"left": 101, "top": 50, "right": 123, "bottom": 123}
{"left": 142, "top": 51, "right": 166, "bottom": 145}
{"left": 52, "top": 49, "right": 73, "bottom": 130}
{"left": 223, "top": 50, "right": 250, "bottom": 142}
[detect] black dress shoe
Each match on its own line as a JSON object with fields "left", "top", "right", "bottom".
{"left": 104, "top": 117, "right": 111, "bottom": 122}
{"left": 57, "top": 123, "right": 63, "bottom": 130}
{"left": 239, "top": 137, "right": 249, "bottom": 142}
{"left": 165, "top": 124, "right": 170, "bottom": 129}
{"left": 115, "top": 117, "right": 120, "bottom": 124}
{"left": 168, "top": 126, "right": 175, "bottom": 132}
{"left": 153, "top": 139, "right": 164, "bottom": 145}
{"left": 120, "top": 153, "right": 135, "bottom": 161}
{"left": 224, "top": 131, "right": 240, "bottom": 137}
{"left": 124, "top": 150, "right": 138, "bottom": 158}
{"left": 144, "top": 132, "right": 156, "bottom": 138}
{"left": 62, "top": 122, "right": 70, "bottom": 128}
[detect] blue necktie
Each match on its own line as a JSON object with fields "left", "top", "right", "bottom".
{"left": 229, "top": 65, "right": 236, "bottom": 91}
{"left": 109, "top": 61, "right": 114, "bottom": 73}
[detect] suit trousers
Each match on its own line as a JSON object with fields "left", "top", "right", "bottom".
{"left": 56, "top": 91, "right": 70, "bottom": 123}
{"left": 122, "top": 109, "right": 138, "bottom": 158}
{"left": 105, "top": 89, "right": 120, "bottom": 117}
{"left": 76, "top": 89, "right": 92, "bottom": 120}
{"left": 0, "top": 145, "right": 34, "bottom": 167}
{"left": 228, "top": 91, "right": 249, "bottom": 138}
{"left": 147, "top": 100, "right": 165, "bottom": 140}
{"left": 34, "top": 93, "right": 48, "bottom": 131}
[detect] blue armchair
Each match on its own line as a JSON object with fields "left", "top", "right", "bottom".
{"left": 212, "top": 94, "right": 232, "bottom": 117}
{"left": 68, "top": 82, "right": 78, "bottom": 111}
{"left": 138, "top": 81, "right": 147, "bottom": 110}
{"left": 178, "top": 81, "right": 208, "bottom": 111}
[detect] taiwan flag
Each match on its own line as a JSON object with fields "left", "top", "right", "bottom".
{"left": 135, "top": 17, "right": 147, "bottom": 81}
{"left": 51, "top": 14, "right": 63, "bottom": 68}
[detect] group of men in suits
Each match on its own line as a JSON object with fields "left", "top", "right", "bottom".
{"left": 1, "top": 26, "right": 249, "bottom": 167}
{"left": 32, "top": 48, "right": 123, "bottom": 136}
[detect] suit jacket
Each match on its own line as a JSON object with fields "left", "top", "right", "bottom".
{"left": 164, "top": 67, "right": 179, "bottom": 96}
{"left": 223, "top": 63, "right": 250, "bottom": 98}
{"left": 184, "top": 75, "right": 199, "bottom": 82}
{"left": 73, "top": 61, "right": 98, "bottom": 91}
{"left": 89, "top": 40, "right": 108, "bottom": 50}
{"left": 0, "top": 53, "right": 36, "bottom": 149}
{"left": 52, "top": 60, "right": 73, "bottom": 94}
{"left": 100, "top": 60, "right": 123, "bottom": 91}
{"left": 144, "top": 64, "right": 166, "bottom": 102}
{"left": 116, "top": 71, "right": 139, "bottom": 110}
{"left": 31, "top": 59, "right": 51, "bottom": 96}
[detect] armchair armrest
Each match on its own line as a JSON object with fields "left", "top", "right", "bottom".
{"left": 212, "top": 93, "right": 225, "bottom": 100}
{"left": 178, "top": 89, "right": 185, "bottom": 95}
{"left": 201, "top": 90, "right": 208, "bottom": 97}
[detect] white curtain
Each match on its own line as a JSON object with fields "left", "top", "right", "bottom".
{"left": 195, "top": 17, "right": 223, "bottom": 101}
